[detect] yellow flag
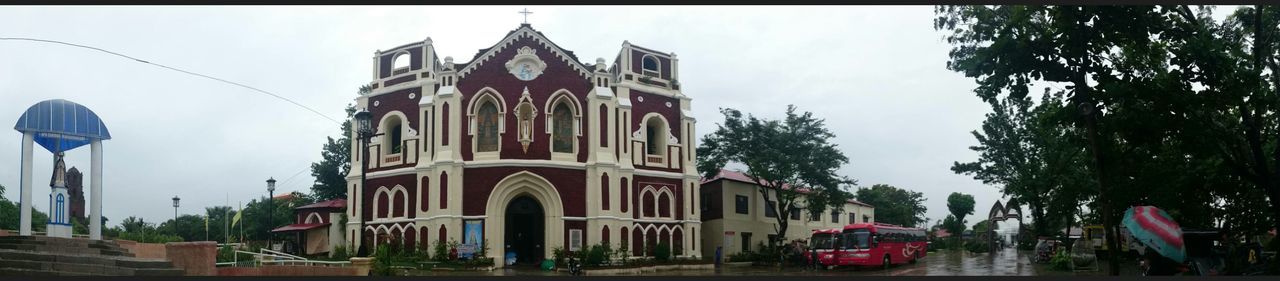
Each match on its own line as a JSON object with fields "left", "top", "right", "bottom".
{"left": 231, "top": 209, "right": 243, "bottom": 227}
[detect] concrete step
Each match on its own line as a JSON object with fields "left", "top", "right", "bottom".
{"left": 0, "top": 249, "right": 173, "bottom": 269}
{"left": 0, "top": 243, "right": 131, "bottom": 256}
{"left": 0, "top": 267, "right": 93, "bottom": 276}
{"left": 0, "top": 236, "right": 133, "bottom": 254}
{"left": 0, "top": 259, "right": 183, "bottom": 276}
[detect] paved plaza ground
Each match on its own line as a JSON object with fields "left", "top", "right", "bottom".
{"left": 407, "top": 247, "right": 1141, "bottom": 276}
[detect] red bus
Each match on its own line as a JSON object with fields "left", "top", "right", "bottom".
{"left": 812, "top": 222, "right": 927, "bottom": 269}
{"left": 806, "top": 228, "right": 842, "bottom": 267}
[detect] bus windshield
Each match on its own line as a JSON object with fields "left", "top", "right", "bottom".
{"left": 847, "top": 229, "right": 871, "bottom": 249}
{"left": 811, "top": 233, "right": 834, "bottom": 250}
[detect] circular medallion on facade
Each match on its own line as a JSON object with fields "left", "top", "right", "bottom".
{"left": 374, "top": 101, "right": 380, "bottom": 107}
{"left": 409, "top": 93, "right": 417, "bottom": 99}
{"left": 665, "top": 101, "right": 672, "bottom": 108}
{"left": 637, "top": 96, "right": 644, "bottom": 102}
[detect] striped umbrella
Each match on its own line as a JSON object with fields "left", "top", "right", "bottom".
{"left": 1122, "top": 206, "right": 1185, "bottom": 263}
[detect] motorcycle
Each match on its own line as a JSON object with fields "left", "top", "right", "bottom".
{"left": 568, "top": 255, "right": 586, "bottom": 275}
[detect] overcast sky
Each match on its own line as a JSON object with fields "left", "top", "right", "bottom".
{"left": 1, "top": 5, "right": 1124, "bottom": 229}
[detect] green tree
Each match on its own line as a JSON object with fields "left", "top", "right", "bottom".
{"left": 205, "top": 206, "right": 234, "bottom": 243}
{"left": 0, "top": 184, "right": 49, "bottom": 232}
{"left": 697, "top": 105, "right": 856, "bottom": 266}
{"left": 854, "top": 184, "right": 927, "bottom": 227}
{"left": 157, "top": 215, "right": 208, "bottom": 242}
{"left": 310, "top": 85, "right": 365, "bottom": 201}
{"left": 935, "top": 6, "right": 1174, "bottom": 274}
{"left": 240, "top": 191, "right": 316, "bottom": 241}
{"left": 946, "top": 192, "right": 975, "bottom": 227}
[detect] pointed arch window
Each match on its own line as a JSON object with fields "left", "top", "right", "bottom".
{"left": 553, "top": 102, "right": 574, "bottom": 153}
{"left": 476, "top": 101, "right": 500, "bottom": 152}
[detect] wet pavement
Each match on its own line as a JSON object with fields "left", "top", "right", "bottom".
{"left": 407, "top": 247, "right": 1139, "bottom": 276}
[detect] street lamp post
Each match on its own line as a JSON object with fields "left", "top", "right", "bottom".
{"left": 172, "top": 196, "right": 180, "bottom": 222}
{"left": 267, "top": 177, "right": 276, "bottom": 248}
{"left": 354, "top": 109, "right": 377, "bottom": 257}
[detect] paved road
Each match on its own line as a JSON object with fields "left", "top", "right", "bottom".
{"left": 408, "top": 247, "right": 1138, "bottom": 276}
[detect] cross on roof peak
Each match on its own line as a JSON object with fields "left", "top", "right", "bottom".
{"left": 519, "top": 8, "right": 533, "bottom": 24}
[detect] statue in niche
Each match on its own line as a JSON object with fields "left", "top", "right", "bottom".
{"left": 516, "top": 87, "right": 537, "bottom": 153}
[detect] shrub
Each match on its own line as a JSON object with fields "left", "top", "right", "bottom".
{"left": 654, "top": 241, "right": 672, "bottom": 262}
{"left": 328, "top": 245, "right": 350, "bottom": 261}
{"left": 1049, "top": 249, "right": 1071, "bottom": 271}
{"left": 964, "top": 241, "right": 990, "bottom": 253}
{"left": 615, "top": 244, "right": 630, "bottom": 265}
{"left": 728, "top": 251, "right": 755, "bottom": 262}
{"left": 433, "top": 240, "right": 449, "bottom": 262}
{"left": 552, "top": 247, "right": 567, "bottom": 267}
{"left": 372, "top": 244, "right": 394, "bottom": 276}
{"left": 216, "top": 245, "right": 236, "bottom": 263}
{"left": 586, "top": 243, "right": 610, "bottom": 267}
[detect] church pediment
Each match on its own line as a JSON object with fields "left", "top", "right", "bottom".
{"left": 457, "top": 25, "right": 593, "bottom": 80}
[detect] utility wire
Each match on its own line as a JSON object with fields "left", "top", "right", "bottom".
{"left": 0, "top": 37, "right": 341, "bottom": 124}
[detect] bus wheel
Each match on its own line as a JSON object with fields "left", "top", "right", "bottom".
{"left": 910, "top": 252, "right": 919, "bottom": 264}
{"left": 883, "top": 256, "right": 892, "bottom": 270}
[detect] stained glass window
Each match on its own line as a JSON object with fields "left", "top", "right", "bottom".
{"left": 477, "top": 102, "right": 499, "bottom": 152}
{"left": 553, "top": 102, "right": 573, "bottom": 153}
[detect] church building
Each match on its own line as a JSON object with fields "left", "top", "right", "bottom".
{"left": 345, "top": 23, "right": 700, "bottom": 266}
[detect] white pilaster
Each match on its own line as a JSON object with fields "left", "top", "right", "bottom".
{"left": 90, "top": 140, "right": 103, "bottom": 240}
{"left": 19, "top": 133, "right": 34, "bottom": 236}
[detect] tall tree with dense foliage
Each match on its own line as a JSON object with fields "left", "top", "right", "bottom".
{"left": 697, "top": 105, "right": 855, "bottom": 265}
{"left": 310, "top": 85, "right": 369, "bottom": 201}
{"left": 241, "top": 191, "right": 316, "bottom": 241}
{"left": 854, "top": 184, "right": 927, "bottom": 227}
{"left": 935, "top": 6, "right": 1173, "bottom": 274}
{"left": 946, "top": 192, "right": 975, "bottom": 227}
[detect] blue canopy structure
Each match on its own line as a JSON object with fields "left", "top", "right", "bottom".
{"left": 13, "top": 99, "right": 111, "bottom": 153}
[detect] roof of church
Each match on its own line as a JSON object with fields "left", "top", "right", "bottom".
{"left": 702, "top": 169, "right": 872, "bottom": 207}
{"left": 454, "top": 24, "right": 590, "bottom": 78}
{"left": 296, "top": 199, "right": 346, "bottom": 210}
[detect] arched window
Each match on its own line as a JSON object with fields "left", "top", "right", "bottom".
{"left": 476, "top": 101, "right": 500, "bottom": 152}
{"left": 621, "top": 178, "right": 629, "bottom": 212}
{"left": 599, "top": 104, "right": 608, "bottom": 148}
{"left": 392, "top": 52, "right": 411, "bottom": 74}
{"left": 658, "top": 192, "right": 671, "bottom": 218}
{"left": 382, "top": 115, "right": 404, "bottom": 154}
{"left": 439, "top": 225, "right": 447, "bottom": 243}
{"left": 642, "top": 55, "right": 660, "bottom": 76}
{"left": 392, "top": 190, "right": 404, "bottom": 218}
{"left": 377, "top": 191, "right": 390, "bottom": 219}
{"left": 602, "top": 226, "right": 611, "bottom": 245}
{"left": 645, "top": 116, "right": 667, "bottom": 156}
{"left": 442, "top": 103, "right": 450, "bottom": 146}
{"left": 553, "top": 102, "right": 574, "bottom": 153}
{"left": 55, "top": 194, "right": 65, "bottom": 224}
{"left": 439, "top": 172, "right": 449, "bottom": 209}
{"left": 601, "top": 173, "right": 610, "bottom": 211}
{"left": 642, "top": 192, "right": 656, "bottom": 218}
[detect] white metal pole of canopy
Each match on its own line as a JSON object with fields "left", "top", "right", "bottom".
{"left": 13, "top": 99, "right": 111, "bottom": 240}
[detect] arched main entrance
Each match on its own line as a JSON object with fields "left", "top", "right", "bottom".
{"left": 505, "top": 195, "right": 545, "bottom": 264}
{"left": 484, "top": 171, "right": 565, "bottom": 268}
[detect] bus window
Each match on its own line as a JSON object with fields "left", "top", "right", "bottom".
{"left": 811, "top": 233, "right": 834, "bottom": 250}
{"left": 848, "top": 229, "right": 871, "bottom": 249}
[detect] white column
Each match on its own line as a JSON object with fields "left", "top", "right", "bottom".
{"left": 19, "top": 132, "right": 34, "bottom": 236}
{"left": 90, "top": 140, "right": 103, "bottom": 240}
